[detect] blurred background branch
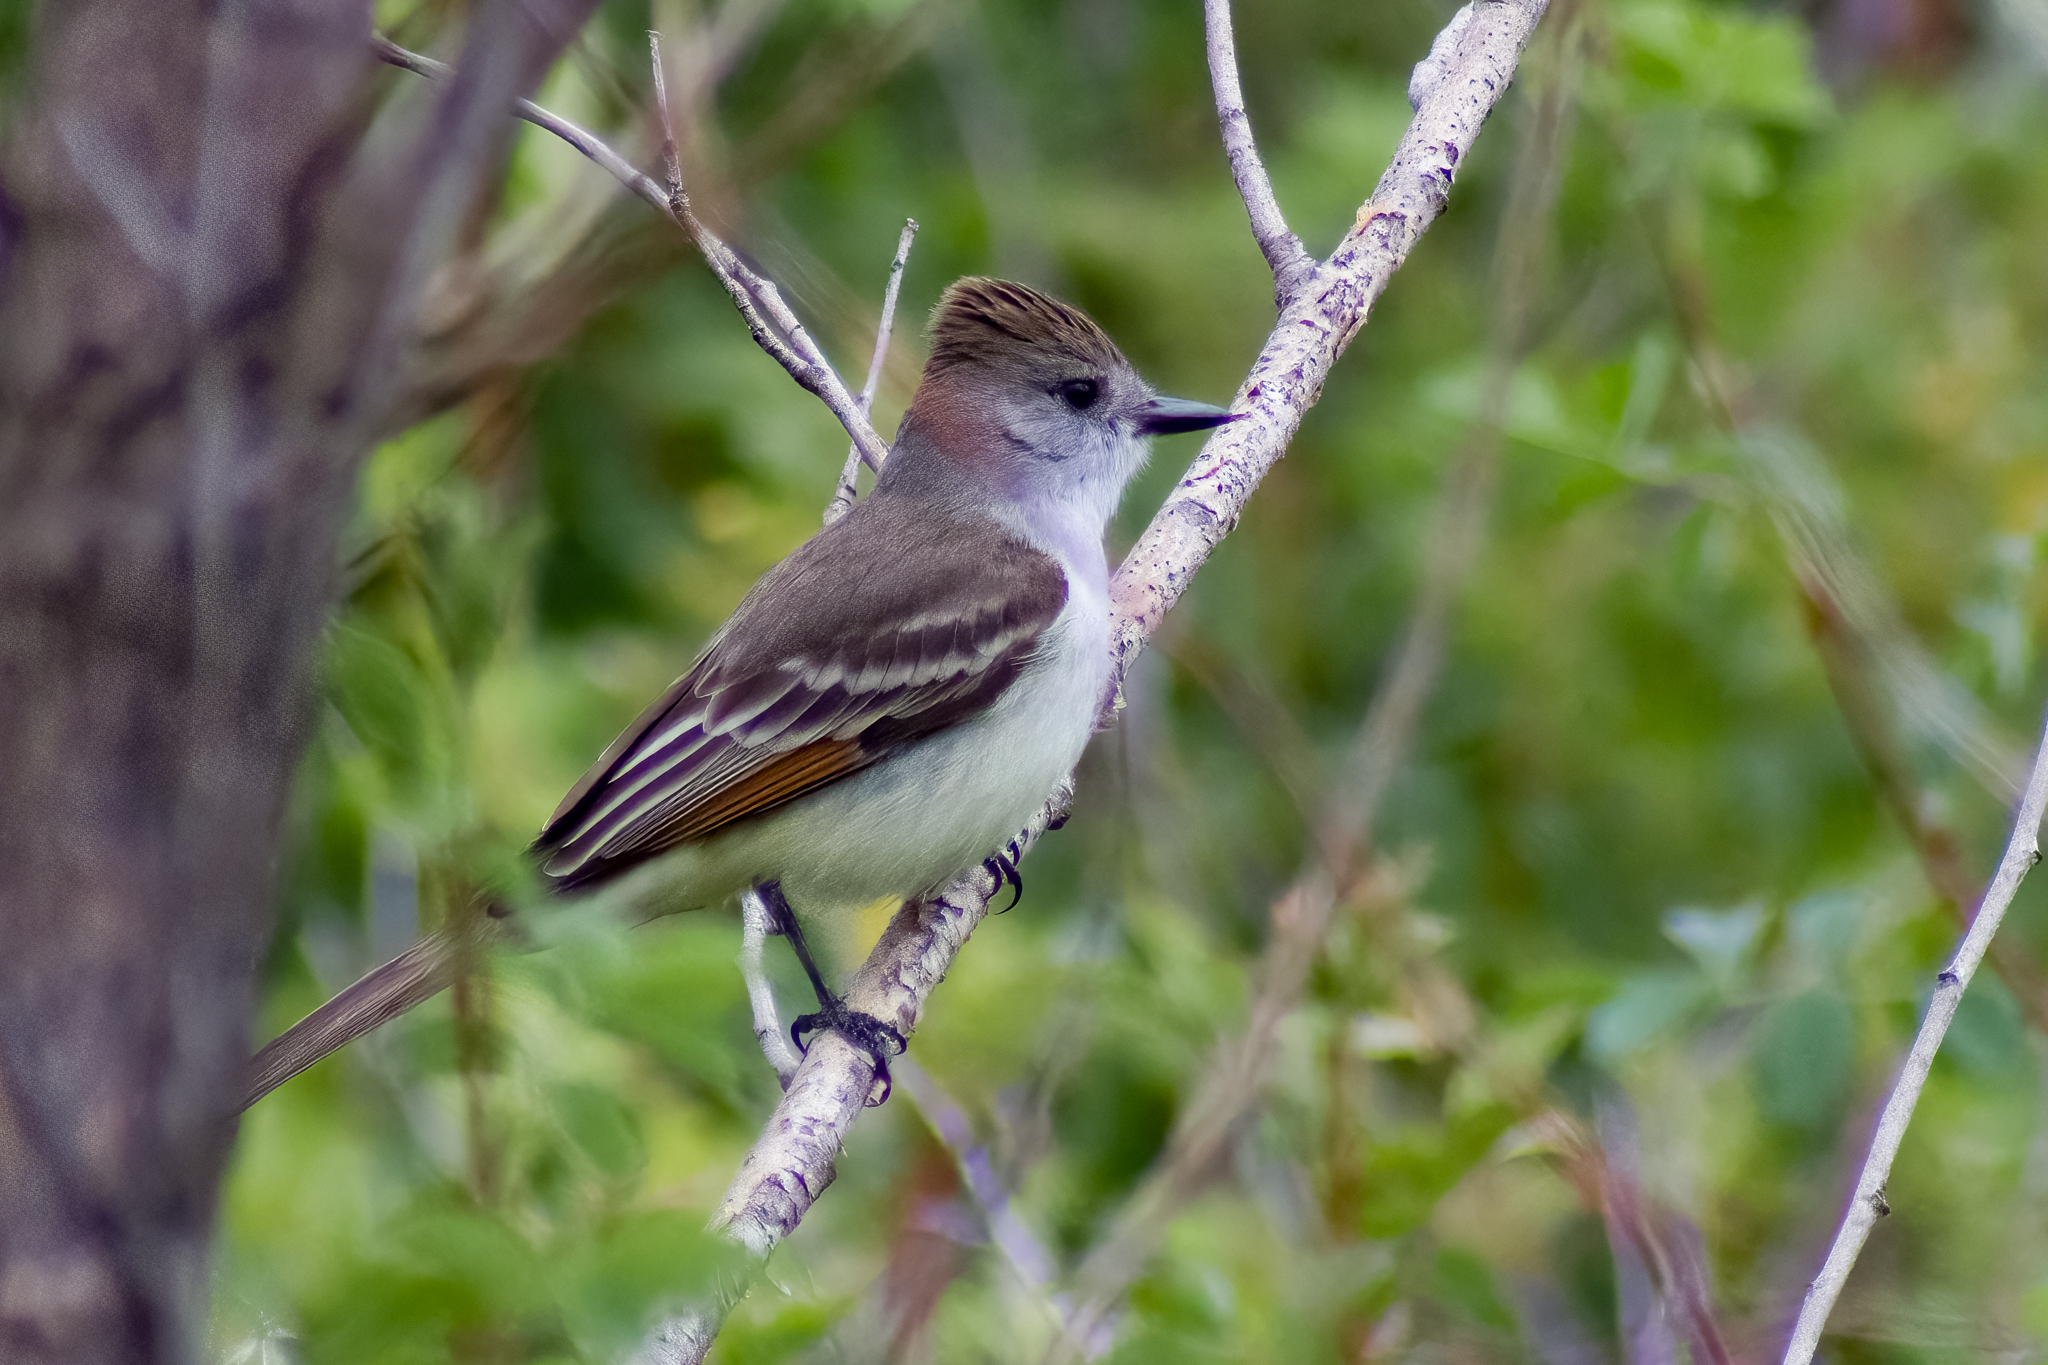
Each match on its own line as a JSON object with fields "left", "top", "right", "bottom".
{"left": 389, "top": 1, "right": 948, "bottom": 433}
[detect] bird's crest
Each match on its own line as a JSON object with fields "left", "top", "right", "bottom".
{"left": 927, "top": 278, "right": 1127, "bottom": 376}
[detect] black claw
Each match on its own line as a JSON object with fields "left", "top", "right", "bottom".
{"left": 792, "top": 1001, "right": 907, "bottom": 1106}
{"left": 983, "top": 852, "right": 1024, "bottom": 912}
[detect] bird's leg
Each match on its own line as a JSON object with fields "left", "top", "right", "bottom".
{"left": 755, "top": 881, "right": 905, "bottom": 1105}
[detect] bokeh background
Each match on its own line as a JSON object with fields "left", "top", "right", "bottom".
{"left": 110, "top": 0, "right": 2048, "bottom": 1356}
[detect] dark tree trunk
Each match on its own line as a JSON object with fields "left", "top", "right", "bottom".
{"left": 0, "top": 1, "right": 594, "bottom": 1359}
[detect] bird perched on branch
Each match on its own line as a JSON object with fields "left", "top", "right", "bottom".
{"left": 245, "top": 278, "right": 1237, "bottom": 1107}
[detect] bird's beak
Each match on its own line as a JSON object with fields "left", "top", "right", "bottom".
{"left": 1137, "top": 396, "right": 1241, "bottom": 436}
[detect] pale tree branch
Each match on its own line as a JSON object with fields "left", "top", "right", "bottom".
{"left": 714, "top": 784, "right": 1071, "bottom": 1256}
{"left": 1202, "top": 0, "right": 1313, "bottom": 295}
{"left": 642, "top": 2, "right": 1554, "bottom": 1359}
{"left": 825, "top": 217, "right": 918, "bottom": 525}
{"left": 1781, "top": 705, "right": 2048, "bottom": 1364}
{"left": 638, "top": 789, "right": 1075, "bottom": 1362}
{"left": 738, "top": 887, "right": 804, "bottom": 1088}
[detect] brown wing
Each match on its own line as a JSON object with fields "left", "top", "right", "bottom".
{"left": 533, "top": 495, "right": 1069, "bottom": 892}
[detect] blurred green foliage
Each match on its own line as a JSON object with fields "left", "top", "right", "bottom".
{"left": 15, "top": 0, "right": 2024, "bottom": 1355}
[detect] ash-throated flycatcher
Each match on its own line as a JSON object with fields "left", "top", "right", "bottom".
{"left": 243, "top": 278, "right": 1236, "bottom": 1106}
{"left": 531, "top": 277, "right": 1236, "bottom": 1077}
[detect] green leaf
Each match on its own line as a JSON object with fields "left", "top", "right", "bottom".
{"left": 1753, "top": 990, "right": 1855, "bottom": 1130}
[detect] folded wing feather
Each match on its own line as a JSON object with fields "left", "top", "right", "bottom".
{"left": 533, "top": 497, "right": 1069, "bottom": 892}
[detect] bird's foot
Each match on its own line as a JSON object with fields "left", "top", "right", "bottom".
{"left": 755, "top": 877, "right": 905, "bottom": 1104}
{"left": 791, "top": 997, "right": 906, "bottom": 1106}
{"left": 983, "top": 850, "right": 1024, "bottom": 911}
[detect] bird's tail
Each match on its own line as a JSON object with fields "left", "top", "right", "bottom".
{"left": 240, "top": 909, "right": 513, "bottom": 1112}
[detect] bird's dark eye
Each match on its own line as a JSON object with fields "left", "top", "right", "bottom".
{"left": 1057, "top": 379, "right": 1100, "bottom": 411}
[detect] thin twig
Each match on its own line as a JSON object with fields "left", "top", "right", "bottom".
{"left": 651, "top": 32, "right": 892, "bottom": 475}
{"left": 1803, "top": 576, "right": 2048, "bottom": 1029}
{"left": 372, "top": 32, "right": 890, "bottom": 473}
{"left": 648, "top": 31, "right": 885, "bottom": 465}
{"left": 825, "top": 218, "right": 917, "bottom": 525}
{"left": 858, "top": 223, "right": 917, "bottom": 416}
{"left": 373, "top": 35, "right": 670, "bottom": 212}
{"left": 651, "top": 29, "right": 684, "bottom": 195}
{"left": 1781, "top": 705, "right": 2048, "bottom": 1363}
{"left": 1202, "top": 0, "right": 1313, "bottom": 295}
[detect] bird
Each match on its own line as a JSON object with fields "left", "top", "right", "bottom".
{"left": 242, "top": 277, "right": 1237, "bottom": 1109}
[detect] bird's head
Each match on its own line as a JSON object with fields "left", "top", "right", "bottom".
{"left": 880, "top": 278, "right": 1238, "bottom": 533}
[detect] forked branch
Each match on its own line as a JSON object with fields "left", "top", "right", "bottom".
{"left": 373, "top": 32, "right": 889, "bottom": 473}
{"left": 648, "top": 32, "right": 890, "bottom": 474}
